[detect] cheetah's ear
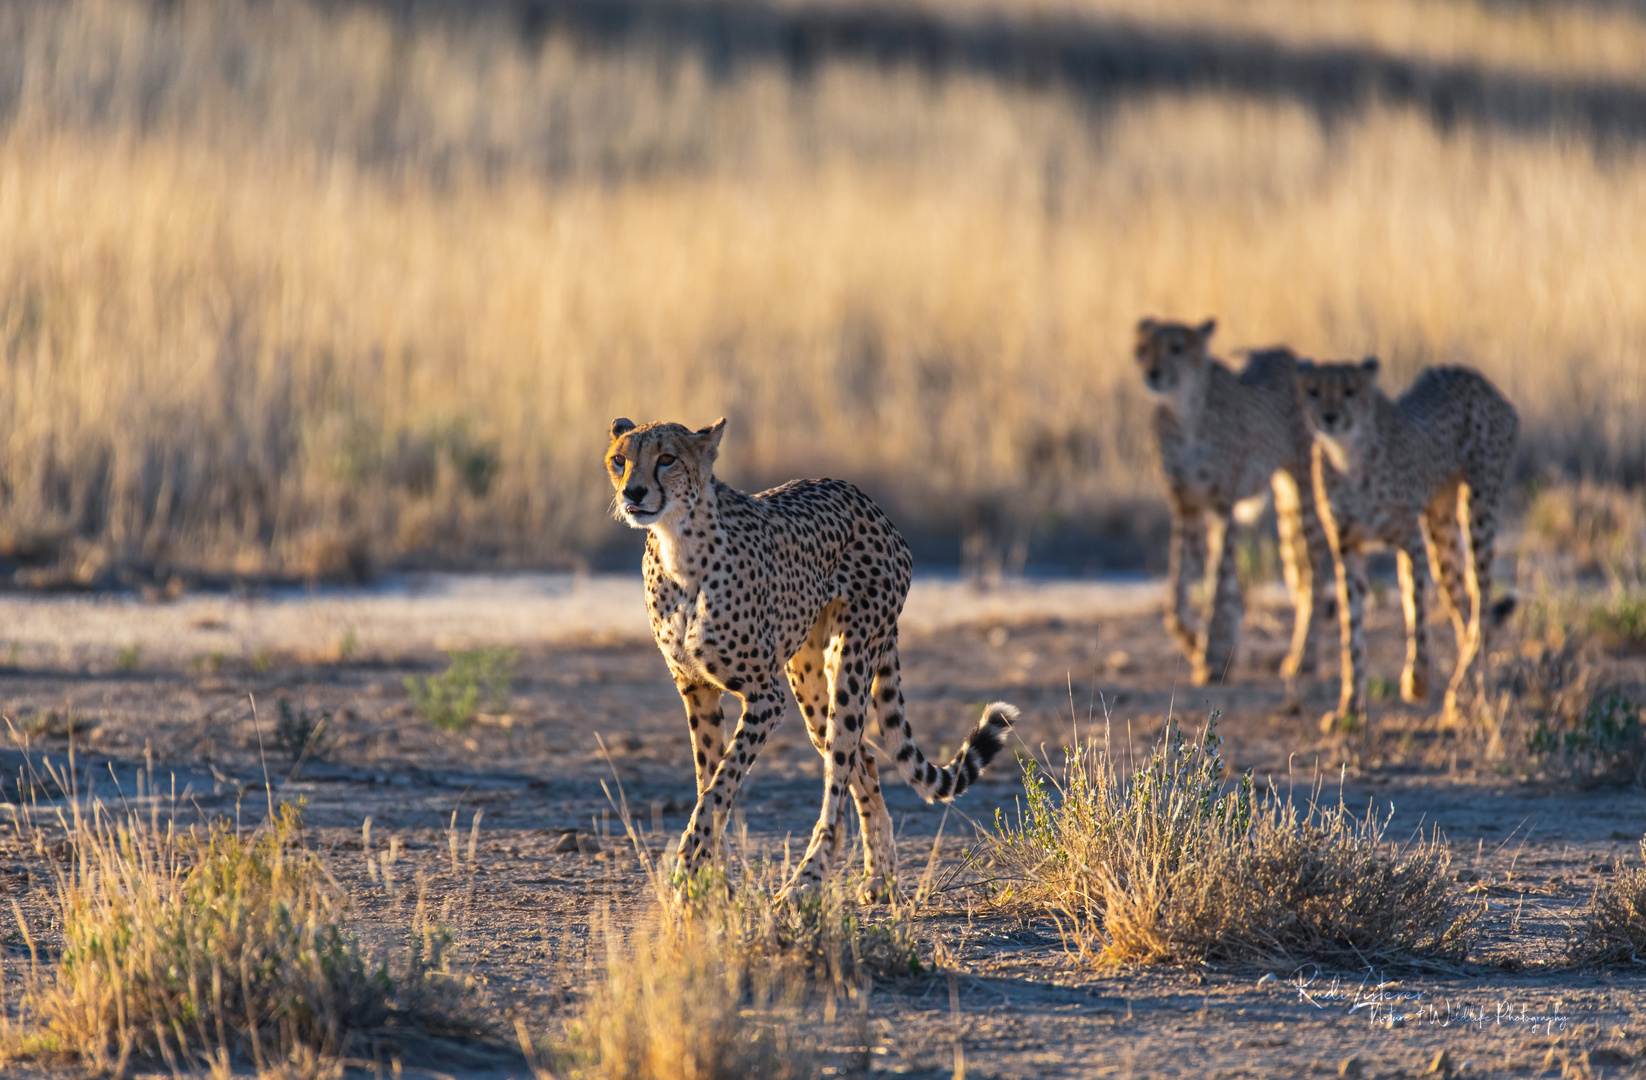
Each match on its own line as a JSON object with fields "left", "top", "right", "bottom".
{"left": 610, "top": 417, "right": 636, "bottom": 440}
{"left": 1360, "top": 356, "right": 1380, "bottom": 375}
{"left": 1296, "top": 359, "right": 1315, "bottom": 373}
{"left": 1196, "top": 318, "right": 1217, "bottom": 339}
{"left": 1136, "top": 317, "right": 1157, "bottom": 334}
{"left": 696, "top": 418, "right": 727, "bottom": 455}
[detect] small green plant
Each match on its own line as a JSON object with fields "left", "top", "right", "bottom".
{"left": 274, "top": 697, "right": 332, "bottom": 764}
{"left": 1366, "top": 674, "right": 1396, "bottom": 703}
{"left": 1586, "top": 593, "right": 1646, "bottom": 652}
{"left": 405, "top": 647, "right": 516, "bottom": 731}
{"left": 114, "top": 645, "right": 140, "bottom": 672}
{"left": 1526, "top": 688, "right": 1645, "bottom": 784}
{"left": 249, "top": 649, "right": 273, "bottom": 674}
{"left": 337, "top": 627, "right": 359, "bottom": 662}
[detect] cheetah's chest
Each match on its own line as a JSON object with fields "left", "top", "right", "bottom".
{"left": 648, "top": 583, "right": 717, "bottom": 677}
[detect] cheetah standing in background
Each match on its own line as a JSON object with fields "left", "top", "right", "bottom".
{"left": 604, "top": 417, "right": 1017, "bottom": 901}
{"left": 1296, "top": 359, "right": 1518, "bottom": 729}
{"left": 1135, "top": 318, "right": 1335, "bottom": 688}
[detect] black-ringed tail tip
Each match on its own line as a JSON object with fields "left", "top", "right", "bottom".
{"left": 885, "top": 700, "right": 1018, "bottom": 804}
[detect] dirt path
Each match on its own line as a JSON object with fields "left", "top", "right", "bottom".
{"left": 0, "top": 577, "right": 1643, "bottom": 1078}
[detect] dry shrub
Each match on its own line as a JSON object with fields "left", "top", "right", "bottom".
{"left": 7, "top": 799, "right": 467, "bottom": 1077}
{"left": 989, "top": 716, "right": 1476, "bottom": 969}
{"left": 1569, "top": 838, "right": 1646, "bottom": 967}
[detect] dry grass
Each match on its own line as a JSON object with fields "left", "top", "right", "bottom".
{"left": 1568, "top": 838, "right": 1646, "bottom": 967}
{"left": 534, "top": 786, "right": 934, "bottom": 1080}
{"left": 988, "top": 715, "right": 1476, "bottom": 969}
{"left": 1, "top": 790, "right": 472, "bottom": 1077}
{"left": 559, "top": 899, "right": 819, "bottom": 1080}
{"left": 5, "top": 0, "right": 1646, "bottom": 574}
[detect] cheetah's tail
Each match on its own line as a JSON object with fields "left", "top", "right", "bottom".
{"left": 883, "top": 702, "right": 1018, "bottom": 804}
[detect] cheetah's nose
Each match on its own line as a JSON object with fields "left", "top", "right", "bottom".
{"left": 623, "top": 484, "right": 648, "bottom": 504}
{"left": 1321, "top": 411, "right": 1340, "bottom": 427}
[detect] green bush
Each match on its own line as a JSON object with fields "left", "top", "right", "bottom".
{"left": 405, "top": 647, "right": 517, "bottom": 731}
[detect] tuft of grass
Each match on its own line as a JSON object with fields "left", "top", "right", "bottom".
{"left": 1569, "top": 838, "right": 1646, "bottom": 966}
{"left": 5, "top": 794, "right": 474, "bottom": 1077}
{"left": 988, "top": 713, "right": 1475, "bottom": 968}
{"left": 274, "top": 698, "right": 332, "bottom": 765}
{"left": 18, "top": 803, "right": 373, "bottom": 1074}
{"left": 404, "top": 647, "right": 517, "bottom": 732}
{"left": 541, "top": 779, "right": 942, "bottom": 1079}
{"left": 114, "top": 645, "right": 141, "bottom": 673}
{"left": 561, "top": 905, "right": 818, "bottom": 1080}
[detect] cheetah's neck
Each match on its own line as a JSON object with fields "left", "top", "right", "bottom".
{"left": 650, "top": 479, "right": 724, "bottom": 590}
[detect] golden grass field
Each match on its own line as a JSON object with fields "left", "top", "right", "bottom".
{"left": 2, "top": 0, "right": 1645, "bottom": 578}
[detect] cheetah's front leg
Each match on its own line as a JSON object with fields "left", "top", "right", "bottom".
{"left": 1324, "top": 546, "right": 1370, "bottom": 732}
{"left": 675, "top": 679, "right": 733, "bottom": 866}
{"left": 676, "top": 680, "right": 728, "bottom": 798}
{"left": 1164, "top": 499, "right": 1206, "bottom": 663}
{"left": 675, "top": 678, "right": 787, "bottom": 883}
{"left": 1196, "top": 510, "right": 1242, "bottom": 685}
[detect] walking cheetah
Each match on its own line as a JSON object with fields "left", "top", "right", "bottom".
{"left": 1297, "top": 359, "right": 1518, "bottom": 728}
{"left": 605, "top": 417, "right": 1017, "bottom": 901}
{"left": 1135, "top": 318, "right": 1334, "bottom": 688}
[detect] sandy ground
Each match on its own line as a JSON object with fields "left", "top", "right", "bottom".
{"left": 0, "top": 574, "right": 1643, "bottom": 1079}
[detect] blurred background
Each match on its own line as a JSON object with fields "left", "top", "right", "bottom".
{"left": 1, "top": 0, "right": 1643, "bottom": 586}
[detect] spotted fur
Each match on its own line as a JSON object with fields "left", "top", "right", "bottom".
{"left": 1135, "top": 318, "right": 1334, "bottom": 689}
{"left": 1297, "top": 360, "right": 1518, "bottom": 729}
{"left": 605, "top": 417, "right": 1018, "bottom": 900}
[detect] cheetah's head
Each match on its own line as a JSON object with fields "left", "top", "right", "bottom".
{"left": 605, "top": 417, "right": 726, "bottom": 529}
{"left": 1296, "top": 357, "right": 1380, "bottom": 473}
{"left": 1134, "top": 317, "right": 1216, "bottom": 409}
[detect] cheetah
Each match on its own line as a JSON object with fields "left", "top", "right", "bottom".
{"left": 1296, "top": 359, "right": 1518, "bottom": 729}
{"left": 1135, "top": 318, "right": 1335, "bottom": 688}
{"left": 604, "top": 417, "right": 1017, "bottom": 901}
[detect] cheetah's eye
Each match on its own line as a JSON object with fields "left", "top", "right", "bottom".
{"left": 611, "top": 455, "right": 626, "bottom": 470}
{"left": 1343, "top": 386, "right": 1355, "bottom": 398}
{"left": 1307, "top": 388, "right": 1320, "bottom": 399}
{"left": 657, "top": 454, "right": 677, "bottom": 467}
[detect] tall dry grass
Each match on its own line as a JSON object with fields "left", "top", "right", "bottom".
{"left": 4, "top": 0, "right": 1646, "bottom": 574}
